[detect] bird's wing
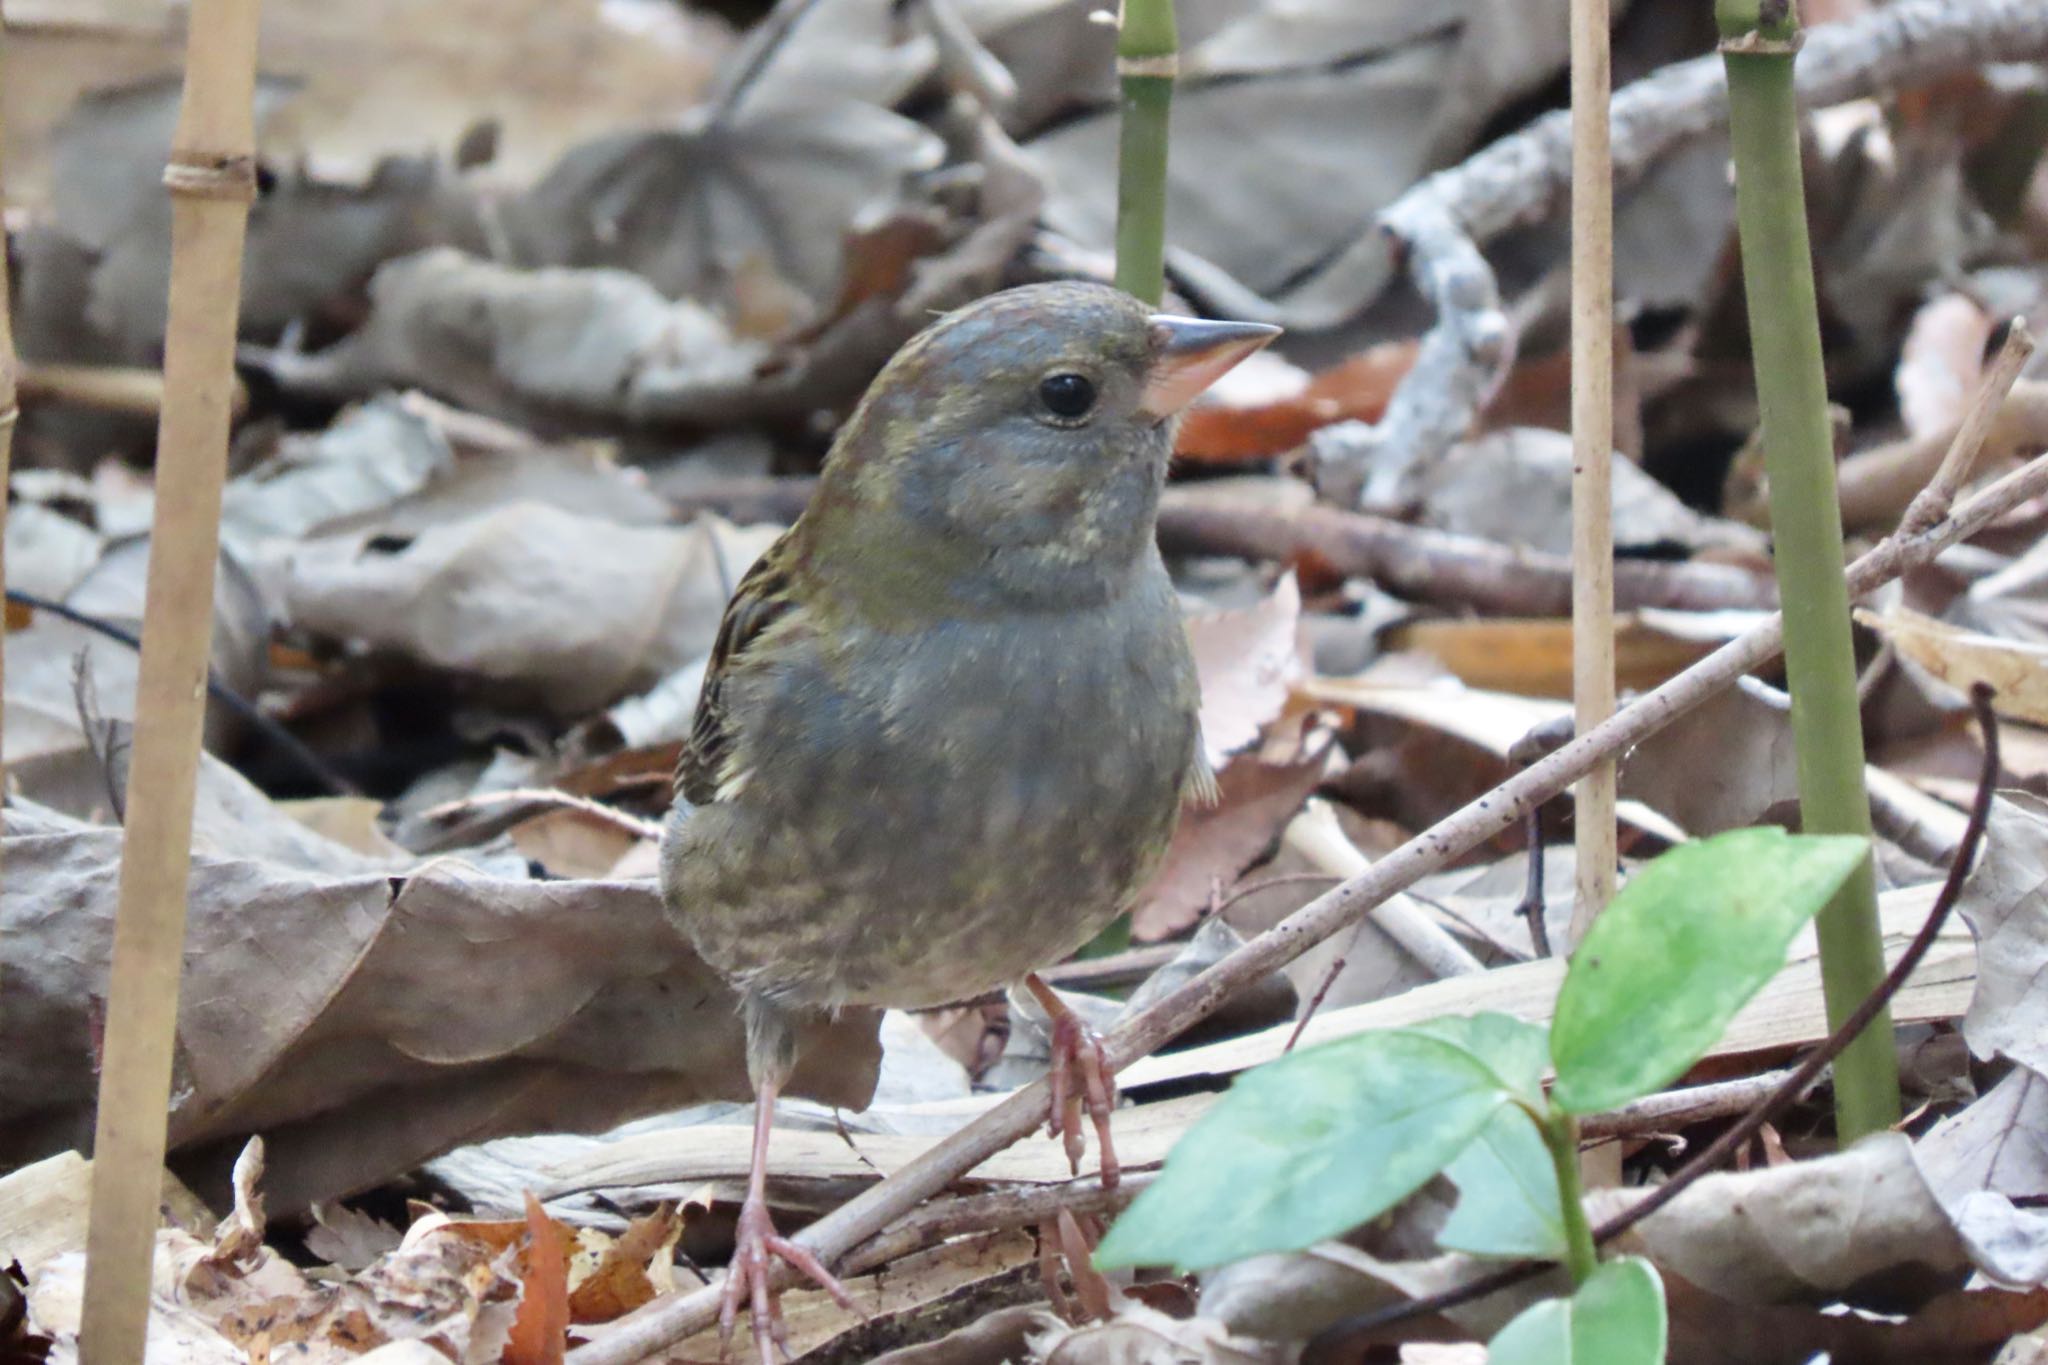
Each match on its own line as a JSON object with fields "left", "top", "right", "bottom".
{"left": 676, "top": 526, "right": 801, "bottom": 808}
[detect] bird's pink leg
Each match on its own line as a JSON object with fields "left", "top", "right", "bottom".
{"left": 1024, "top": 972, "right": 1120, "bottom": 1189}
{"left": 720, "top": 1077, "right": 857, "bottom": 1363}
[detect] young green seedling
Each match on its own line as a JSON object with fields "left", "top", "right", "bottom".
{"left": 1096, "top": 828, "right": 1868, "bottom": 1363}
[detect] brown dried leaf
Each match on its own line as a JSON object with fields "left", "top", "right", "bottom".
{"left": 1199, "top": 1241, "right": 1552, "bottom": 1344}
{"left": 565, "top": 1204, "right": 679, "bottom": 1324}
{"left": 0, "top": 804, "right": 882, "bottom": 1213}
{"left": 668, "top": 1230, "right": 1037, "bottom": 1362}
{"left": 1128, "top": 750, "right": 1327, "bottom": 942}
{"left": 866, "top": 1304, "right": 1053, "bottom": 1365}
{"left": 508, "top": 807, "right": 648, "bottom": 880}
{"left": 1188, "top": 573, "right": 1305, "bottom": 770}
{"left": 504, "top": 1194, "right": 569, "bottom": 1365}
{"left": 1860, "top": 607, "right": 2048, "bottom": 728}
{"left": 1174, "top": 343, "right": 1415, "bottom": 465}
{"left": 1386, "top": 615, "right": 1719, "bottom": 700}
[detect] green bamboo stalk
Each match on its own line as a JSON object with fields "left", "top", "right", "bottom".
{"left": 1719, "top": 0, "right": 1898, "bottom": 1144}
{"left": 1114, "top": 0, "right": 1177, "bottom": 305}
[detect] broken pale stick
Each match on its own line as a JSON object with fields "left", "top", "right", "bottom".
{"left": 567, "top": 444, "right": 2048, "bottom": 1365}
{"left": 1835, "top": 378, "right": 2048, "bottom": 532}
{"left": 1282, "top": 799, "right": 1485, "bottom": 982}
{"left": 1898, "top": 320, "right": 2037, "bottom": 535}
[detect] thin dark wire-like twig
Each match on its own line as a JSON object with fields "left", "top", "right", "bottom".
{"left": 1515, "top": 809, "right": 1552, "bottom": 959}
{"left": 8, "top": 587, "right": 357, "bottom": 797}
{"left": 1302, "top": 682, "right": 2003, "bottom": 1364}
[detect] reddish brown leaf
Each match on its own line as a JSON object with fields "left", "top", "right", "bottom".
{"left": 1174, "top": 342, "right": 1415, "bottom": 464}
{"left": 566, "top": 1204, "right": 680, "bottom": 1325}
{"left": 1130, "top": 750, "right": 1328, "bottom": 942}
{"left": 503, "top": 1194, "right": 569, "bottom": 1365}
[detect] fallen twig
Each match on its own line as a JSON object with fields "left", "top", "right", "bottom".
{"left": 17, "top": 361, "right": 249, "bottom": 420}
{"left": 566, "top": 445, "right": 2048, "bottom": 1365}
{"left": 1898, "top": 320, "right": 2037, "bottom": 535}
{"left": 1576, "top": 1067, "right": 1803, "bottom": 1142}
{"left": 1301, "top": 682, "right": 2001, "bottom": 1361}
{"left": 838, "top": 1175, "right": 1150, "bottom": 1280}
{"left": 1832, "top": 378, "right": 2048, "bottom": 532}
{"left": 6, "top": 587, "right": 358, "bottom": 798}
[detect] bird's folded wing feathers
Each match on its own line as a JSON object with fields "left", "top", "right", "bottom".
{"left": 676, "top": 527, "right": 802, "bottom": 808}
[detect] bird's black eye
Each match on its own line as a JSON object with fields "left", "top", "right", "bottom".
{"left": 1037, "top": 372, "right": 1097, "bottom": 421}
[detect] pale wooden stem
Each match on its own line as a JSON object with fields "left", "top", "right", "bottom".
{"left": 0, "top": 4, "right": 17, "bottom": 945}
{"left": 1283, "top": 799, "right": 1484, "bottom": 980}
{"left": 17, "top": 361, "right": 250, "bottom": 420}
{"left": 567, "top": 445, "right": 2048, "bottom": 1365}
{"left": 77, "top": 1, "right": 262, "bottom": 1362}
{"left": 1569, "top": 0, "right": 1618, "bottom": 945}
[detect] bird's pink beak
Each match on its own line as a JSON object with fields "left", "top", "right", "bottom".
{"left": 1140, "top": 315, "right": 1283, "bottom": 421}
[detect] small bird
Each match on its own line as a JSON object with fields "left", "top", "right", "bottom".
{"left": 660, "top": 281, "right": 1278, "bottom": 1358}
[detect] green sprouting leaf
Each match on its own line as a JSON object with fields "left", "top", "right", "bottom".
{"left": 1438, "top": 1103, "right": 1566, "bottom": 1260}
{"left": 1094, "top": 1028, "right": 1514, "bottom": 1272}
{"left": 1406, "top": 1011, "right": 1551, "bottom": 1107}
{"left": 1487, "top": 1257, "right": 1667, "bottom": 1365}
{"left": 1549, "top": 829, "right": 1867, "bottom": 1115}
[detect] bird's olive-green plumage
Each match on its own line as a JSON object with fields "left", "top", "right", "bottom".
{"left": 661, "top": 282, "right": 1242, "bottom": 1087}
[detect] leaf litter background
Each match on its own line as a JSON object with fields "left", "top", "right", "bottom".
{"left": 4, "top": 0, "right": 2048, "bottom": 1362}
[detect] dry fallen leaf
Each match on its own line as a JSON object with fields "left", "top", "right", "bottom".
{"left": 1954, "top": 795, "right": 2048, "bottom": 1076}
{"left": 1187, "top": 572, "right": 1306, "bottom": 770}
{"left": 1129, "top": 748, "right": 1328, "bottom": 943}
{"left": 0, "top": 802, "right": 882, "bottom": 1213}
{"left": 1859, "top": 607, "right": 2048, "bottom": 728}
{"left": 1386, "top": 614, "right": 1719, "bottom": 700}
{"left": 1663, "top": 1270, "right": 2048, "bottom": 1365}
{"left": 1174, "top": 342, "right": 1416, "bottom": 464}
{"left": 565, "top": 1204, "right": 679, "bottom": 1324}
{"left": 1596, "top": 1133, "right": 1972, "bottom": 1305}
{"left": 267, "top": 502, "right": 779, "bottom": 718}
{"left": 1896, "top": 291, "right": 1995, "bottom": 440}
{"left": 503, "top": 1194, "right": 570, "bottom": 1365}
{"left": 1918, "top": 1066, "right": 2048, "bottom": 1288}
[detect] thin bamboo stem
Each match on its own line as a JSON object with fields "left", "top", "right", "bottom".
{"left": 0, "top": 3, "right": 18, "bottom": 937}
{"left": 1568, "top": 0, "right": 1617, "bottom": 945}
{"left": 1114, "top": 0, "right": 1177, "bottom": 304}
{"left": 1719, "top": 0, "right": 1899, "bottom": 1143}
{"left": 77, "top": 0, "right": 263, "bottom": 1360}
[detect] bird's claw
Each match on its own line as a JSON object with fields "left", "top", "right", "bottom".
{"left": 1045, "top": 1009, "right": 1120, "bottom": 1188}
{"left": 719, "top": 1195, "right": 856, "bottom": 1364}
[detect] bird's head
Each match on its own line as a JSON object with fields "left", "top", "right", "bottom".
{"left": 803, "top": 281, "right": 1278, "bottom": 615}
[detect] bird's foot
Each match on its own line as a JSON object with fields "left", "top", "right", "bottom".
{"left": 1042, "top": 1000, "right": 1121, "bottom": 1188}
{"left": 719, "top": 1194, "right": 856, "bottom": 1364}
